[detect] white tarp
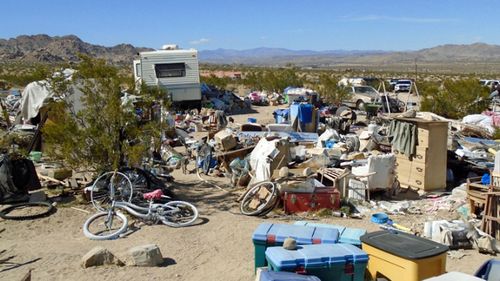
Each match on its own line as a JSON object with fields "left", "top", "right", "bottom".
{"left": 249, "top": 138, "right": 280, "bottom": 183}
{"left": 462, "top": 114, "right": 495, "bottom": 134}
{"left": 19, "top": 79, "right": 84, "bottom": 123}
{"left": 20, "top": 80, "right": 52, "bottom": 121}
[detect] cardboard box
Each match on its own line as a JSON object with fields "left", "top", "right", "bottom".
{"left": 214, "top": 130, "right": 237, "bottom": 151}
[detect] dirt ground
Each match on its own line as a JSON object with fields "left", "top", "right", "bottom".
{"left": 0, "top": 103, "right": 494, "bottom": 281}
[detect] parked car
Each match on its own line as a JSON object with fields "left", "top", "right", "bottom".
{"left": 388, "top": 78, "right": 399, "bottom": 90}
{"left": 480, "top": 79, "right": 500, "bottom": 87}
{"left": 342, "top": 85, "right": 380, "bottom": 110}
{"left": 394, "top": 79, "right": 412, "bottom": 92}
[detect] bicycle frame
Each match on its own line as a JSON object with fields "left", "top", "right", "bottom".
{"left": 113, "top": 201, "right": 155, "bottom": 220}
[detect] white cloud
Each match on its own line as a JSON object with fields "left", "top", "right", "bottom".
{"left": 339, "top": 15, "right": 457, "bottom": 23}
{"left": 189, "top": 38, "right": 210, "bottom": 45}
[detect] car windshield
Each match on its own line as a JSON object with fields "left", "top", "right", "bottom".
{"left": 398, "top": 81, "right": 411, "bottom": 85}
{"left": 353, "top": 86, "right": 378, "bottom": 96}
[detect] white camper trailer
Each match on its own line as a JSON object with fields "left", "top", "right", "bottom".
{"left": 134, "top": 45, "right": 201, "bottom": 107}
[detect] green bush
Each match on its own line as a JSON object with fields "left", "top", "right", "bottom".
{"left": 42, "top": 55, "right": 167, "bottom": 172}
{"left": 317, "top": 74, "right": 351, "bottom": 106}
{"left": 420, "top": 78, "right": 489, "bottom": 119}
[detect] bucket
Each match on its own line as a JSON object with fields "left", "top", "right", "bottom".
{"left": 29, "top": 151, "right": 42, "bottom": 162}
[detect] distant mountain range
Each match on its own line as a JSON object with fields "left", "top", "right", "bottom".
{"left": 199, "top": 47, "right": 388, "bottom": 63}
{"left": 0, "top": 34, "right": 153, "bottom": 64}
{"left": 199, "top": 43, "right": 500, "bottom": 67}
{"left": 1, "top": 34, "right": 500, "bottom": 72}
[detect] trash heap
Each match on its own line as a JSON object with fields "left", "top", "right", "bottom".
{"left": 201, "top": 83, "right": 250, "bottom": 112}
{"left": 172, "top": 89, "right": 500, "bottom": 271}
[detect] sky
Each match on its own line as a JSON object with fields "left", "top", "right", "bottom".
{"left": 1, "top": 0, "right": 498, "bottom": 51}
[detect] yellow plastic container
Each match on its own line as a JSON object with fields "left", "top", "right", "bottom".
{"left": 360, "top": 231, "right": 448, "bottom": 281}
{"left": 362, "top": 242, "right": 446, "bottom": 281}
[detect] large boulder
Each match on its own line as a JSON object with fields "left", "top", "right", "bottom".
{"left": 128, "top": 244, "right": 164, "bottom": 267}
{"left": 81, "top": 247, "right": 124, "bottom": 268}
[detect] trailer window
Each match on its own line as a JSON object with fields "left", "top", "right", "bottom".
{"left": 154, "top": 63, "right": 186, "bottom": 78}
{"left": 135, "top": 63, "right": 141, "bottom": 77}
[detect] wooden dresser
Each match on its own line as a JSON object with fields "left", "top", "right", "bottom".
{"left": 392, "top": 118, "right": 448, "bottom": 191}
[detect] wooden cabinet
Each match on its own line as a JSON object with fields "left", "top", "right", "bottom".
{"left": 393, "top": 118, "right": 448, "bottom": 191}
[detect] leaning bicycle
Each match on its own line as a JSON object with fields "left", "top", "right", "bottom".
{"left": 83, "top": 173, "right": 198, "bottom": 240}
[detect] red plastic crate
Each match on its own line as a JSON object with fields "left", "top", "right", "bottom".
{"left": 283, "top": 188, "right": 340, "bottom": 214}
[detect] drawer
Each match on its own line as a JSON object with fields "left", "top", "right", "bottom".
{"left": 394, "top": 147, "right": 428, "bottom": 163}
{"left": 395, "top": 159, "right": 426, "bottom": 179}
{"left": 399, "top": 177, "right": 425, "bottom": 189}
{"left": 417, "top": 128, "right": 430, "bottom": 147}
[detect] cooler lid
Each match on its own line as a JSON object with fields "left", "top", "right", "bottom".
{"left": 252, "top": 223, "right": 338, "bottom": 244}
{"left": 360, "top": 230, "right": 449, "bottom": 259}
{"left": 266, "top": 244, "right": 368, "bottom": 269}
{"left": 260, "top": 271, "right": 321, "bottom": 281}
{"left": 339, "top": 227, "right": 367, "bottom": 245}
{"left": 312, "top": 227, "right": 339, "bottom": 244}
{"left": 294, "top": 221, "right": 346, "bottom": 236}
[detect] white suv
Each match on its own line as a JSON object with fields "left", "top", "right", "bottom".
{"left": 394, "top": 80, "right": 412, "bottom": 92}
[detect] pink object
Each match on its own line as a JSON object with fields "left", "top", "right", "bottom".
{"left": 248, "top": 92, "right": 261, "bottom": 102}
{"left": 143, "top": 189, "right": 164, "bottom": 200}
{"left": 483, "top": 111, "right": 500, "bottom": 127}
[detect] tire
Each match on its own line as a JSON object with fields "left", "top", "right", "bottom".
{"left": 119, "top": 167, "right": 150, "bottom": 191}
{"left": 356, "top": 100, "right": 365, "bottom": 111}
{"left": 158, "top": 201, "right": 199, "bottom": 227}
{"left": 0, "top": 201, "right": 55, "bottom": 220}
{"left": 240, "top": 181, "right": 278, "bottom": 216}
{"left": 83, "top": 211, "right": 128, "bottom": 240}
{"left": 90, "top": 172, "right": 133, "bottom": 212}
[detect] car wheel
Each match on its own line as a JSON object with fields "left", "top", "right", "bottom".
{"left": 356, "top": 100, "right": 365, "bottom": 111}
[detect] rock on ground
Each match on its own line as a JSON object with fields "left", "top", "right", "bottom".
{"left": 81, "top": 246, "right": 124, "bottom": 268}
{"left": 128, "top": 244, "right": 164, "bottom": 267}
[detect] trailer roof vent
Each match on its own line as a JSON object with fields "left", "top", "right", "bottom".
{"left": 161, "top": 44, "right": 179, "bottom": 50}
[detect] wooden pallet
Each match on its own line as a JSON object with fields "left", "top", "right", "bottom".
{"left": 482, "top": 192, "right": 500, "bottom": 240}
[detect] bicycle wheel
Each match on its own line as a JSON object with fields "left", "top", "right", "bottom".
{"left": 240, "top": 181, "right": 277, "bottom": 216}
{"left": 119, "top": 167, "right": 150, "bottom": 191}
{"left": 0, "top": 202, "right": 55, "bottom": 220}
{"left": 158, "top": 201, "right": 199, "bottom": 227}
{"left": 90, "top": 171, "right": 133, "bottom": 212}
{"left": 83, "top": 211, "right": 128, "bottom": 240}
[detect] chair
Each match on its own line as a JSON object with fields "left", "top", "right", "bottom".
{"left": 466, "top": 172, "right": 500, "bottom": 215}
{"left": 350, "top": 154, "right": 396, "bottom": 201}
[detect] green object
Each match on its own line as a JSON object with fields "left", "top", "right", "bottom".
{"left": 364, "top": 103, "right": 381, "bottom": 116}
{"left": 29, "top": 151, "right": 42, "bottom": 162}
{"left": 266, "top": 244, "right": 368, "bottom": 281}
{"left": 252, "top": 223, "right": 339, "bottom": 272}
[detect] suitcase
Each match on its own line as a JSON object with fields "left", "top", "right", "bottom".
{"left": 283, "top": 188, "right": 340, "bottom": 214}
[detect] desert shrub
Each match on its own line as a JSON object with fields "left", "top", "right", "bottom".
{"left": 42, "top": 55, "right": 167, "bottom": 172}
{"left": 243, "top": 68, "right": 303, "bottom": 92}
{"left": 317, "top": 74, "right": 351, "bottom": 106}
{"left": 420, "top": 78, "right": 489, "bottom": 119}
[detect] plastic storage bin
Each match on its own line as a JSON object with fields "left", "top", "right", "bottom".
{"left": 259, "top": 271, "right": 321, "bottom": 281}
{"left": 361, "top": 230, "right": 449, "bottom": 281}
{"left": 252, "top": 223, "right": 339, "bottom": 271}
{"left": 423, "top": 272, "right": 484, "bottom": 281}
{"left": 265, "top": 243, "right": 368, "bottom": 281}
{"left": 293, "top": 221, "right": 366, "bottom": 246}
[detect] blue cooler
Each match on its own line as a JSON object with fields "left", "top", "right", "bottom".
{"left": 339, "top": 228, "right": 367, "bottom": 246}
{"left": 252, "top": 223, "right": 339, "bottom": 271}
{"left": 260, "top": 271, "right": 321, "bottom": 281}
{"left": 294, "top": 221, "right": 366, "bottom": 246}
{"left": 266, "top": 244, "right": 369, "bottom": 281}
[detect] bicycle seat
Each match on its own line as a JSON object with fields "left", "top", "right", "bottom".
{"left": 143, "top": 189, "right": 164, "bottom": 200}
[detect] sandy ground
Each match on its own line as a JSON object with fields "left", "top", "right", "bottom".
{"left": 0, "top": 102, "right": 493, "bottom": 281}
